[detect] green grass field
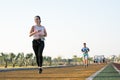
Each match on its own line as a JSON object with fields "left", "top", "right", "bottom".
{"left": 93, "top": 63, "right": 120, "bottom": 80}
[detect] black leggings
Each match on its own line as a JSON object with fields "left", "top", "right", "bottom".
{"left": 32, "top": 39, "right": 44, "bottom": 67}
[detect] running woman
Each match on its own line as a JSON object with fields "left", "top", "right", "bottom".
{"left": 81, "top": 43, "right": 90, "bottom": 67}
{"left": 29, "top": 16, "right": 47, "bottom": 73}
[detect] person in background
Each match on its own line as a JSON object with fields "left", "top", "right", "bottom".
{"left": 81, "top": 43, "right": 90, "bottom": 67}
{"left": 29, "top": 15, "right": 47, "bottom": 74}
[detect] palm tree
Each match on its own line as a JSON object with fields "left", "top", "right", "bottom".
{"left": 12, "top": 53, "right": 21, "bottom": 67}
{"left": 47, "top": 56, "right": 52, "bottom": 66}
{"left": 43, "top": 56, "right": 52, "bottom": 66}
{"left": 52, "top": 58, "right": 58, "bottom": 66}
{"left": 16, "top": 53, "right": 25, "bottom": 67}
{"left": 43, "top": 56, "right": 47, "bottom": 66}
{"left": 67, "top": 59, "right": 73, "bottom": 65}
{"left": 9, "top": 53, "right": 16, "bottom": 67}
{"left": 31, "top": 56, "right": 36, "bottom": 66}
{"left": 25, "top": 53, "right": 33, "bottom": 66}
{"left": 57, "top": 56, "right": 62, "bottom": 65}
{"left": 1, "top": 52, "right": 9, "bottom": 68}
{"left": 76, "top": 57, "right": 83, "bottom": 65}
{"left": 73, "top": 55, "right": 77, "bottom": 65}
{"left": 0, "top": 52, "right": 4, "bottom": 66}
{"left": 88, "top": 57, "right": 93, "bottom": 64}
{"left": 61, "top": 59, "right": 67, "bottom": 65}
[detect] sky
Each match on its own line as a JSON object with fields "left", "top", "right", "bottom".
{"left": 0, "top": 0, "right": 120, "bottom": 58}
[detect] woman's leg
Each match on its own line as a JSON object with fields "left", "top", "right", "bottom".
{"left": 38, "top": 41, "right": 44, "bottom": 67}
{"left": 32, "top": 40, "right": 40, "bottom": 66}
{"left": 33, "top": 46, "right": 40, "bottom": 66}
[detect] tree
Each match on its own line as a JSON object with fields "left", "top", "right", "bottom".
{"left": 9, "top": 53, "right": 16, "bottom": 67}
{"left": 25, "top": 53, "right": 33, "bottom": 66}
{"left": 12, "top": 53, "right": 21, "bottom": 67}
{"left": 88, "top": 57, "right": 93, "bottom": 64}
{"left": 1, "top": 53, "right": 9, "bottom": 68}
{"left": 17, "top": 53, "right": 25, "bottom": 67}
{"left": 43, "top": 56, "right": 52, "bottom": 66}
{"left": 61, "top": 59, "right": 67, "bottom": 65}
{"left": 43, "top": 56, "right": 47, "bottom": 66}
{"left": 67, "top": 59, "right": 73, "bottom": 65}
{"left": 116, "top": 55, "right": 120, "bottom": 63}
{"left": 47, "top": 56, "right": 52, "bottom": 66}
{"left": 0, "top": 52, "right": 4, "bottom": 66}
{"left": 57, "top": 56, "right": 63, "bottom": 65}
{"left": 73, "top": 55, "right": 77, "bottom": 65}
{"left": 52, "top": 58, "right": 58, "bottom": 66}
{"left": 76, "top": 57, "right": 83, "bottom": 65}
{"left": 31, "top": 56, "right": 36, "bottom": 66}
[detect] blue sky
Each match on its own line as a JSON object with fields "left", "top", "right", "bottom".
{"left": 0, "top": 0, "right": 120, "bottom": 58}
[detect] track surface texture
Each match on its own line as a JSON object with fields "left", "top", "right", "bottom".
{"left": 0, "top": 64, "right": 105, "bottom": 80}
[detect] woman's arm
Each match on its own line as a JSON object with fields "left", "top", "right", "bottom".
{"left": 44, "top": 28, "right": 47, "bottom": 37}
{"left": 29, "top": 26, "right": 38, "bottom": 37}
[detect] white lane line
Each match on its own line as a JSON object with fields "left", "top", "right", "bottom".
{"left": 112, "top": 64, "right": 120, "bottom": 74}
{"left": 0, "top": 65, "right": 75, "bottom": 72}
{"left": 86, "top": 64, "right": 108, "bottom": 80}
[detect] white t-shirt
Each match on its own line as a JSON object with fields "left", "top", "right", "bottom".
{"left": 33, "top": 25, "right": 45, "bottom": 41}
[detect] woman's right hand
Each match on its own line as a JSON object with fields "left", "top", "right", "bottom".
{"left": 29, "top": 30, "right": 39, "bottom": 37}
{"left": 34, "top": 30, "right": 39, "bottom": 33}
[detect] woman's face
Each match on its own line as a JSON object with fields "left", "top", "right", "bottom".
{"left": 34, "top": 17, "right": 41, "bottom": 24}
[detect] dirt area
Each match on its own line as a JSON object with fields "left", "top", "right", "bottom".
{"left": 0, "top": 64, "right": 106, "bottom": 80}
